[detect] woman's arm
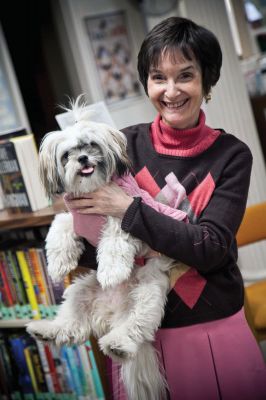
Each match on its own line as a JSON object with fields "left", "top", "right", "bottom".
{"left": 121, "top": 151, "right": 252, "bottom": 272}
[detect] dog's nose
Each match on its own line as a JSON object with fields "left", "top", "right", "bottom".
{"left": 78, "top": 155, "right": 88, "bottom": 164}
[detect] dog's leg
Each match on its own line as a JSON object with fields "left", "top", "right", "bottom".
{"left": 97, "top": 217, "right": 142, "bottom": 288}
{"left": 26, "top": 271, "right": 98, "bottom": 346}
{"left": 98, "top": 257, "right": 171, "bottom": 360}
{"left": 46, "top": 212, "right": 84, "bottom": 282}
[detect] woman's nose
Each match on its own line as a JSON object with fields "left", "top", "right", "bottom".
{"left": 165, "top": 82, "right": 181, "bottom": 99}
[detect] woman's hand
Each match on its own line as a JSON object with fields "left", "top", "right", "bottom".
{"left": 66, "top": 182, "right": 134, "bottom": 219}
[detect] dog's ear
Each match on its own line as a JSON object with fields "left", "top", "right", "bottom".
{"left": 107, "top": 127, "right": 132, "bottom": 177}
{"left": 39, "top": 131, "right": 64, "bottom": 198}
{"left": 114, "top": 154, "right": 132, "bottom": 177}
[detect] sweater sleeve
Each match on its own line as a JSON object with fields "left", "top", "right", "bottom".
{"left": 121, "top": 150, "right": 253, "bottom": 273}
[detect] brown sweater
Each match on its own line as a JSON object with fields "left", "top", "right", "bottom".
{"left": 79, "top": 116, "right": 252, "bottom": 328}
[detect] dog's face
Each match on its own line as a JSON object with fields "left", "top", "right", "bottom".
{"left": 39, "top": 120, "right": 131, "bottom": 197}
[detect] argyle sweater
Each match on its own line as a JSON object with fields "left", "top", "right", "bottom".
{"left": 78, "top": 110, "right": 253, "bottom": 328}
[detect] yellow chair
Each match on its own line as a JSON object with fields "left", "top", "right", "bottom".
{"left": 236, "top": 202, "right": 266, "bottom": 342}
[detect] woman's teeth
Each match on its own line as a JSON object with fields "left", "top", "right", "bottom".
{"left": 164, "top": 99, "right": 188, "bottom": 108}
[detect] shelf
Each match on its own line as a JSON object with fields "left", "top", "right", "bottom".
{"left": 0, "top": 319, "right": 31, "bottom": 328}
{"left": 0, "top": 197, "right": 66, "bottom": 231}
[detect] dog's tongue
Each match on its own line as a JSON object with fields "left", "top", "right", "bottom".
{"left": 81, "top": 166, "right": 94, "bottom": 174}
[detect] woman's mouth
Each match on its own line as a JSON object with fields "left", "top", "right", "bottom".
{"left": 162, "top": 99, "right": 189, "bottom": 109}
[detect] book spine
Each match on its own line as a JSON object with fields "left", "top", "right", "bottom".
{"left": 35, "top": 340, "right": 55, "bottom": 393}
{"left": 27, "top": 343, "right": 47, "bottom": 393}
{"left": 0, "top": 335, "right": 16, "bottom": 395}
{"left": 59, "top": 346, "right": 76, "bottom": 394}
{"left": 0, "top": 140, "right": 32, "bottom": 212}
{"left": 43, "top": 343, "right": 62, "bottom": 393}
{"left": 63, "top": 346, "right": 84, "bottom": 397}
{"left": 36, "top": 249, "right": 55, "bottom": 305}
{"left": 15, "top": 250, "right": 40, "bottom": 319}
{"left": 84, "top": 341, "right": 105, "bottom": 399}
{"left": 0, "top": 258, "right": 14, "bottom": 306}
{"left": 76, "top": 344, "right": 96, "bottom": 399}
{"left": 6, "top": 250, "right": 27, "bottom": 305}
{"left": 28, "top": 248, "right": 50, "bottom": 306}
{"left": 24, "top": 346, "right": 39, "bottom": 393}
{"left": 0, "top": 251, "right": 18, "bottom": 304}
{"left": 72, "top": 345, "right": 91, "bottom": 397}
{"left": 8, "top": 335, "right": 34, "bottom": 394}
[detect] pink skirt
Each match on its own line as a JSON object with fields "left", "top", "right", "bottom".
{"left": 108, "top": 309, "right": 266, "bottom": 399}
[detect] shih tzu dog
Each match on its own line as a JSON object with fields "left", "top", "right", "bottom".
{"left": 26, "top": 98, "right": 176, "bottom": 400}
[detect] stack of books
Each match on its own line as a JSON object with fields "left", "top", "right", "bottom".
{"left": 0, "top": 127, "right": 49, "bottom": 213}
{"left": 0, "top": 244, "right": 68, "bottom": 321}
{"left": 0, "top": 331, "right": 105, "bottom": 399}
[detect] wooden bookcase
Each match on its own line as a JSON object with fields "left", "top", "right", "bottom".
{"left": 0, "top": 200, "right": 109, "bottom": 398}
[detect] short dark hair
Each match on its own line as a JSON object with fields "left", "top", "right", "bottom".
{"left": 137, "top": 17, "right": 222, "bottom": 96}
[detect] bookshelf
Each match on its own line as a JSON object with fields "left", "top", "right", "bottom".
{"left": 0, "top": 200, "right": 109, "bottom": 398}
{"left": 0, "top": 197, "right": 66, "bottom": 231}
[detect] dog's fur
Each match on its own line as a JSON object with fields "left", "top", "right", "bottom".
{"left": 26, "top": 99, "right": 173, "bottom": 400}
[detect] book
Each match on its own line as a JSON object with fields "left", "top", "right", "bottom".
{"left": 0, "top": 333, "right": 18, "bottom": 395}
{"left": 28, "top": 248, "right": 50, "bottom": 306}
{"left": 35, "top": 247, "right": 65, "bottom": 306}
{"left": 24, "top": 341, "right": 47, "bottom": 393}
{"left": 8, "top": 334, "right": 35, "bottom": 394}
{"left": 43, "top": 343, "right": 63, "bottom": 393}
{"left": 0, "top": 127, "right": 28, "bottom": 140}
{"left": 62, "top": 346, "right": 84, "bottom": 398}
{"left": 84, "top": 341, "right": 105, "bottom": 399}
{"left": 0, "top": 134, "right": 49, "bottom": 212}
{"left": 35, "top": 340, "right": 55, "bottom": 393}
{"left": 77, "top": 344, "right": 97, "bottom": 399}
{"left": 0, "top": 255, "right": 14, "bottom": 306}
{"left": 5, "top": 249, "right": 28, "bottom": 305}
{"left": 0, "top": 250, "right": 19, "bottom": 304}
{"left": 15, "top": 250, "right": 41, "bottom": 319}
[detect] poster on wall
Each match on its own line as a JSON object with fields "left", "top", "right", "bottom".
{"left": 84, "top": 10, "right": 141, "bottom": 104}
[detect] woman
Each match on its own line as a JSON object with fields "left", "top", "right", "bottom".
{"left": 68, "top": 17, "right": 266, "bottom": 399}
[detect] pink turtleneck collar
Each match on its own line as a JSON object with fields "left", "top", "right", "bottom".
{"left": 150, "top": 110, "right": 221, "bottom": 157}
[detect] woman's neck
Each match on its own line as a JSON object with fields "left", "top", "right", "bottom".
{"left": 150, "top": 110, "right": 221, "bottom": 157}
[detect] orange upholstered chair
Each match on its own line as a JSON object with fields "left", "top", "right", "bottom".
{"left": 236, "top": 202, "right": 266, "bottom": 342}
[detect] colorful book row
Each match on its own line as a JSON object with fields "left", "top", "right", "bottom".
{"left": 0, "top": 331, "right": 105, "bottom": 399}
{"left": 0, "top": 246, "right": 69, "bottom": 319}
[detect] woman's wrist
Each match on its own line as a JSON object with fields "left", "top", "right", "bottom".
{"left": 121, "top": 197, "right": 142, "bottom": 231}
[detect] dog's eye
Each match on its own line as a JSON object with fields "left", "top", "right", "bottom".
{"left": 90, "top": 141, "right": 97, "bottom": 148}
{"left": 62, "top": 151, "right": 69, "bottom": 160}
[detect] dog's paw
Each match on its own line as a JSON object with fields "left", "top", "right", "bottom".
{"left": 99, "top": 329, "right": 138, "bottom": 362}
{"left": 26, "top": 320, "right": 90, "bottom": 346}
{"left": 26, "top": 320, "right": 59, "bottom": 342}
{"left": 97, "top": 260, "right": 132, "bottom": 289}
{"left": 47, "top": 258, "right": 77, "bottom": 283}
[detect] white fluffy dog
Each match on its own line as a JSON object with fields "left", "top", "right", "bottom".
{"left": 26, "top": 100, "right": 174, "bottom": 400}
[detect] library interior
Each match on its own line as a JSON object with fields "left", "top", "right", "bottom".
{"left": 0, "top": 1, "right": 266, "bottom": 399}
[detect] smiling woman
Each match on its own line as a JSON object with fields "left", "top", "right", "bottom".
{"left": 66, "top": 16, "right": 266, "bottom": 400}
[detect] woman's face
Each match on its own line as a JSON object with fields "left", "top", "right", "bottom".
{"left": 147, "top": 50, "right": 204, "bottom": 129}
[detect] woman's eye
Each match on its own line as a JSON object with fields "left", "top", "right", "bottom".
{"left": 151, "top": 74, "right": 164, "bottom": 81}
{"left": 180, "top": 73, "right": 193, "bottom": 81}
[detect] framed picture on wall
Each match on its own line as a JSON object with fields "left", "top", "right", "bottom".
{"left": 84, "top": 10, "right": 141, "bottom": 104}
